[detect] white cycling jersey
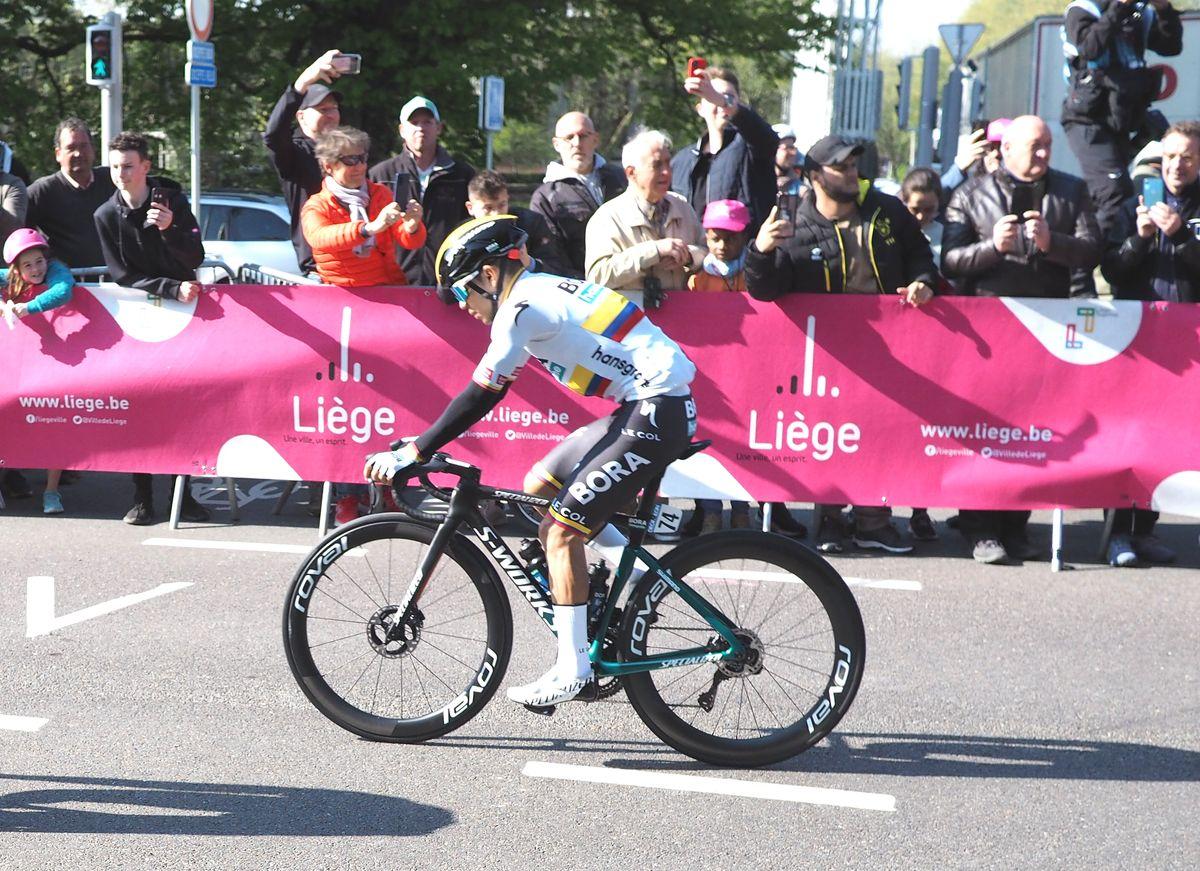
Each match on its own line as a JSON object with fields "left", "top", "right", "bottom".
{"left": 472, "top": 271, "right": 695, "bottom": 403}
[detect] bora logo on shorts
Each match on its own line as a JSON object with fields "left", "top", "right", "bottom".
{"left": 568, "top": 451, "right": 651, "bottom": 504}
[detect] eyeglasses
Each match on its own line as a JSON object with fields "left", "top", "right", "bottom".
{"left": 337, "top": 153, "right": 367, "bottom": 166}
{"left": 450, "top": 283, "right": 471, "bottom": 304}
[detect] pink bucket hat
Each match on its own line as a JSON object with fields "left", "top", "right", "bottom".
{"left": 986, "top": 118, "right": 1013, "bottom": 144}
{"left": 3, "top": 228, "right": 50, "bottom": 266}
{"left": 702, "top": 199, "right": 751, "bottom": 233}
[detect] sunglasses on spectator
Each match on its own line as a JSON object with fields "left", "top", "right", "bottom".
{"left": 337, "top": 153, "right": 368, "bottom": 166}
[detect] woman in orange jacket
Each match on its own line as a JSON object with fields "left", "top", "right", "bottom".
{"left": 301, "top": 126, "right": 426, "bottom": 287}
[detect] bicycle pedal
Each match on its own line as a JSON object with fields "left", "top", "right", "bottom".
{"left": 523, "top": 703, "right": 557, "bottom": 716}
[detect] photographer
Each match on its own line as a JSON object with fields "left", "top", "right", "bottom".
{"left": 585, "top": 130, "right": 704, "bottom": 306}
{"left": 1062, "top": 0, "right": 1182, "bottom": 233}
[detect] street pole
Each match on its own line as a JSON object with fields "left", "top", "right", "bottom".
{"left": 486, "top": 132, "right": 494, "bottom": 171}
{"left": 191, "top": 86, "right": 201, "bottom": 229}
{"left": 938, "top": 67, "right": 964, "bottom": 169}
{"left": 914, "top": 45, "right": 939, "bottom": 169}
{"left": 100, "top": 11, "right": 123, "bottom": 151}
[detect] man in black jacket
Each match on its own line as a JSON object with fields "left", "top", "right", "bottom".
{"left": 368, "top": 96, "right": 475, "bottom": 287}
{"left": 747, "top": 135, "right": 938, "bottom": 555}
{"left": 942, "top": 115, "right": 1101, "bottom": 565}
{"left": 1061, "top": 0, "right": 1182, "bottom": 233}
{"left": 1099, "top": 120, "right": 1200, "bottom": 567}
{"left": 263, "top": 49, "right": 345, "bottom": 275}
{"left": 671, "top": 66, "right": 778, "bottom": 235}
{"left": 528, "top": 112, "right": 627, "bottom": 278}
{"left": 93, "top": 131, "right": 209, "bottom": 527}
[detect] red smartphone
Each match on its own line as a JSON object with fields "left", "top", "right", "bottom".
{"left": 686, "top": 56, "right": 707, "bottom": 78}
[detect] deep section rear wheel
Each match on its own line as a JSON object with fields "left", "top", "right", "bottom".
{"left": 618, "top": 530, "right": 865, "bottom": 767}
{"left": 283, "top": 515, "right": 512, "bottom": 742}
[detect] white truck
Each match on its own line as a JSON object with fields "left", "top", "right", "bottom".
{"left": 975, "top": 9, "right": 1200, "bottom": 177}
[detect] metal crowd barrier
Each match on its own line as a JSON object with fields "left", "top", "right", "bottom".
{"left": 69, "top": 259, "right": 238, "bottom": 284}
{"left": 236, "top": 263, "right": 321, "bottom": 286}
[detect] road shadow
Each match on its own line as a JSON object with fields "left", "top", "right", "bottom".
{"left": 0, "top": 773, "right": 453, "bottom": 836}
{"left": 604, "top": 731, "right": 1200, "bottom": 780}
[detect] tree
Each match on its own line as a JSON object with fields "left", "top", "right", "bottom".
{"left": 1, "top": 1, "right": 831, "bottom": 192}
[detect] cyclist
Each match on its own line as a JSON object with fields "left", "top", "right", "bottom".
{"left": 364, "top": 215, "right": 697, "bottom": 707}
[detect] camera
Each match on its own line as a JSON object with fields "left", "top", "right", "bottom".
{"left": 643, "top": 275, "right": 663, "bottom": 310}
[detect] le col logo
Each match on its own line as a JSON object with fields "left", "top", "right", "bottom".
{"left": 568, "top": 451, "right": 651, "bottom": 504}
{"left": 292, "top": 306, "right": 397, "bottom": 444}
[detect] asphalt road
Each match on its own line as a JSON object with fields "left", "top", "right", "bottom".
{"left": 2, "top": 473, "right": 1197, "bottom": 869}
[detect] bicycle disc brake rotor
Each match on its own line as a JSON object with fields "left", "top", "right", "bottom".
{"left": 717, "top": 628, "right": 765, "bottom": 678}
{"left": 366, "top": 606, "right": 423, "bottom": 658}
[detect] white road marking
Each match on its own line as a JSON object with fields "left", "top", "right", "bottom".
{"left": 522, "top": 761, "right": 895, "bottom": 812}
{"left": 0, "top": 715, "right": 49, "bottom": 733}
{"left": 142, "top": 537, "right": 366, "bottom": 557}
{"left": 686, "top": 568, "right": 921, "bottom": 592}
{"left": 26, "top": 576, "right": 192, "bottom": 638}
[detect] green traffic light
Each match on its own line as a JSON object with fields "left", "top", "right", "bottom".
{"left": 92, "top": 58, "right": 109, "bottom": 79}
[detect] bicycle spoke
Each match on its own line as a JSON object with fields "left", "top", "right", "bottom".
{"left": 330, "top": 559, "right": 383, "bottom": 612}
{"left": 309, "top": 630, "right": 365, "bottom": 650}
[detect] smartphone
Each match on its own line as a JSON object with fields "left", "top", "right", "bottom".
{"left": 686, "top": 56, "right": 707, "bottom": 78}
{"left": 332, "top": 53, "right": 362, "bottom": 75}
{"left": 150, "top": 187, "right": 170, "bottom": 207}
{"left": 1009, "top": 183, "right": 1037, "bottom": 218}
{"left": 776, "top": 193, "right": 796, "bottom": 238}
{"left": 1142, "top": 176, "right": 1165, "bottom": 209}
{"left": 392, "top": 171, "right": 415, "bottom": 207}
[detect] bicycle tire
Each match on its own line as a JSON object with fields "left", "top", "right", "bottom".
{"left": 617, "top": 530, "right": 865, "bottom": 767}
{"left": 283, "top": 514, "right": 513, "bottom": 743}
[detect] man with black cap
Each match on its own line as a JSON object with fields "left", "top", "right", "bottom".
{"left": 746, "top": 133, "right": 938, "bottom": 556}
{"left": 263, "top": 49, "right": 346, "bottom": 275}
{"left": 369, "top": 96, "right": 475, "bottom": 287}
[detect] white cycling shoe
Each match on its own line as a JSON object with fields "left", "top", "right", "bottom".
{"left": 506, "top": 668, "right": 593, "bottom": 707}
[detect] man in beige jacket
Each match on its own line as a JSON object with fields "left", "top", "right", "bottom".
{"left": 585, "top": 129, "right": 704, "bottom": 304}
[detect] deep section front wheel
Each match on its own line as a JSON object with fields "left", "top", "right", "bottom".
{"left": 283, "top": 515, "right": 513, "bottom": 742}
{"left": 618, "top": 530, "right": 865, "bottom": 767}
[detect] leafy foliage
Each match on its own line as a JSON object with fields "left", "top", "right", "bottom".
{"left": 1, "top": 1, "right": 829, "bottom": 191}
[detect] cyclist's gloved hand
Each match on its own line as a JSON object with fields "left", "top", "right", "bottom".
{"left": 364, "top": 441, "right": 421, "bottom": 483}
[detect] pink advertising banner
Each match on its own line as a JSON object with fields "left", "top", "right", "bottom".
{"left": 3, "top": 284, "right": 1199, "bottom": 514}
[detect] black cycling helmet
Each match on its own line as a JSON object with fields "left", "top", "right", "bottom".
{"left": 435, "top": 215, "right": 528, "bottom": 302}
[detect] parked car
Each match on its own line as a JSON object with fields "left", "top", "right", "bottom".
{"left": 197, "top": 191, "right": 301, "bottom": 282}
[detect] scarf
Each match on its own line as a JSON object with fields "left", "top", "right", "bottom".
{"left": 325, "top": 176, "right": 375, "bottom": 258}
{"left": 702, "top": 250, "right": 746, "bottom": 278}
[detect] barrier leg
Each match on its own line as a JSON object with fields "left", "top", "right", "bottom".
{"left": 1051, "top": 508, "right": 1068, "bottom": 572}
{"left": 226, "top": 477, "right": 240, "bottom": 523}
{"left": 271, "top": 481, "right": 299, "bottom": 516}
{"left": 169, "top": 475, "right": 185, "bottom": 530}
{"left": 761, "top": 502, "right": 772, "bottom": 533}
{"left": 317, "top": 481, "right": 332, "bottom": 539}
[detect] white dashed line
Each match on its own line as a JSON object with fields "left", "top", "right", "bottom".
{"left": 27, "top": 576, "right": 193, "bottom": 638}
{"left": 522, "top": 761, "right": 896, "bottom": 812}
{"left": 687, "top": 568, "right": 922, "bottom": 592}
{"left": 142, "top": 537, "right": 365, "bottom": 557}
{"left": 0, "top": 715, "right": 49, "bottom": 733}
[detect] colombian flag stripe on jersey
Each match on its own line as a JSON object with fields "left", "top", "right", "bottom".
{"left": 566, "top": 365, "right": 611, "bottom": 397}
{"left": 581, "top": 291, "right": 643, "bottom": 341}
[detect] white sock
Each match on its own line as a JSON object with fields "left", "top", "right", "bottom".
{"left": 587, "top": 523, "right": 628, "bottom": 565}
{"left": 552, "top": 604, "right": 591, "bottom": 680}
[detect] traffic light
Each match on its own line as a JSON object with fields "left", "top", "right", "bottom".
{"left": 86, "top": 24, "right": 114, "bottom": 85}
{"left": 896, "top": 57, "right": 913, "bottom": 131}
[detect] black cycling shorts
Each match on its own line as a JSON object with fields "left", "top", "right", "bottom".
{"left": 535, "top": 394, "right": 697, "bottom": 537}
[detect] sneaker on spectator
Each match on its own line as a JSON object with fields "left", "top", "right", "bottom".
{"left": 909, "top": 510, "right": 938, "bottom": 541}
{"left": 700, "top": 513, "right": 722, "bottom": 536}
{"left": 972, "top": 538, "right": 1008, "bottom": 564}
{"left": 730, "top": 507, "right": 751, "bottom": 530}
{"left": 765, "top": 504, "right": 807, "bottom": 538}
{"left": 815, "top": 514, "right": 846, "bottom": 554}
{"left": 1107, "top": 534, "right": 1138, "bottom": 568}
{"left": 43, "top": 491, "right": 64, "bottom": 515}
{"left": 124, "top": 501, "right": 155, "bottom": 525}
{"left": 1131, "top": 534, "right": 1176, "bottom": 564}
{"left": 334, "top": 495, "right": 361, "bottom": 526}
{"left": 853, "top": 524, "right": 914, "bottom": 554}
{"left": 180, "top": 498, "right": 211, "bottom": 523}
{"left": 2, "top": 470, "right": 33, "bottom": 499}
{"left": 681, "top": 508, "right": 706, "bottom": 538}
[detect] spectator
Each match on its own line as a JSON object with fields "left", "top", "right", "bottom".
{"left": 1061, "top": 0, "right": 1182, "bottom": 233}
{"left": 670, "top": 66, "right": 779, "bottom": 233}
{"left": 2, "top": 229, "right": 77, "bottom": 514}
{"left": 301, "top": 126, "right": 426, "bottom": 289}
{"left": 1, "top": 166, "right": 27, "bottom": 246}
{"left": 901, "top": 167, "right": 946, "bottom": 260}
{"left": 263, "top": 50, "right": 346, "bottom": 276}
{"left": 26, "top": 118, "right": 117, "bottom": 269}
{"left": 465, "top": 170, "right": 571, "bottom": 275}
{"left": 939, "top": 127, "right": 990, "bottom": 196}
{"left": 368, "top": 97, "right": 474, "bottom": 287}
{"left": 773, "top": 124, "right": 804, "bottom": 197}
{"left": 585, "top": 130, "right": 705, "bottom": 306}
{"left": 1100, "top": 120, "right": 1200, "bottom": 566}
{"left": 747, "top": 134, "right": 938, "bottom": 554}
{"left": 93, "top": 131, "right": 209, "bottom": 526}
{"left": 528, "top": 112, "right": 627, "bottom": 278}
{"left": 942, "top": 115, "right": 1101, "bottom": 564}
{"left": 982, "top": 118, "right": 1012, "bottom": 176}
{"left": 1130, "top": 137, "right": 1163, "bottom": 198}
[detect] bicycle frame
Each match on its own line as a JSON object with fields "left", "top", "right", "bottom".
{"left": 391, "top": 463, "right": 747, "bottom": 678}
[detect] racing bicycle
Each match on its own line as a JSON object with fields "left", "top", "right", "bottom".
{"left": 282, "top": 442, "right": 865, "bottom": 767}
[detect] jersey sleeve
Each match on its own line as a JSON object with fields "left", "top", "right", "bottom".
{"left": 470, "top": 294, "right": 556, "bottom": 391}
